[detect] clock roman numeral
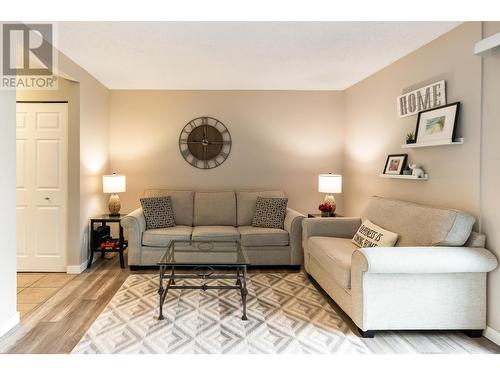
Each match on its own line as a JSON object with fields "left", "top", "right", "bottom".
{"left": 189, "top": 157, "right": 199, "bottom": 167}
{"left": 185, "top": 121, "right": 197, "bottom": 132}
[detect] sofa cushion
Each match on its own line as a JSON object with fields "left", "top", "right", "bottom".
{"left": 237, "top": 226, "right": 289, "bottom": 247}
{"left": 236, "top": 190, "right": 286, "bottom": 226}
{"left": 308, "top": 236, "right": 359, "bottom": 289}
{"left": 251, "top": 197, "right": 288, "bottom": 229}
{"left": 140, "top": 196, "right": 176, "bottom": 230}
{"left": 142, "top": 225, "right": 193, "bottom": 247}
{"left": 362, "top": 196, "right": 475, "bottom": 247}
{"left": 194, "top": 191, "right": 236, "bottom": 226}
{"left": 192, "top": 226, "right": 240, "bottom": 241}
{"left": 143, "top": 189, "right": 194, "bottom": 226}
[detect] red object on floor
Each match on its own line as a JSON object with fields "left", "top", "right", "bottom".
{"left": 100, "top": 240, "right": 119, "bottom": 250}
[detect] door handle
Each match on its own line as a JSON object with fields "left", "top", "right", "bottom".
{"left": 44, "top": 197, "right": 50, "bottom": 202}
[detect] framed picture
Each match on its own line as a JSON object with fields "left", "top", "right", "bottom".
{"left": 383, "top": 154, "right": 408, "bottom": 175}
{"left": 414, "top": 102, "right": 460, "bottom": 145}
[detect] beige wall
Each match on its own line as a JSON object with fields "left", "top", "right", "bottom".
{"left": 480, "top": 21, "right": 500, "bottom": 334}
{"left": 344, "top": 22, "right": 482, "bottom": 218}
{"left": 0, "top": 90, "right": 18, "bottom": 336}
{"left": 57, "top": 52, "right": 110, "bottom": 266}
{"left": 16, "top": 78, "right": 82, "bottom": 266}
{"left": 109, "top": 90, "right": 345, "bottom": 215}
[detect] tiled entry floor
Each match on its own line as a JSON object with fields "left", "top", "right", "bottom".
{"left": 17, "top": 273, "right": 76, "bottom": 318}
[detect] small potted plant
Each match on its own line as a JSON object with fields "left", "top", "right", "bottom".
{"left": 406, "top": 132, "right": 416, "bottom": 144}
{"left": 318, "top": 202, "right": 334, "bottom": 217}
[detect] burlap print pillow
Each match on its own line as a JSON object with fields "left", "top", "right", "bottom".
{"left": 352, "top": 219, "right": 398, "bottom": 248}
{"left": 251, "top": 197, "right": 288, "bottom": 229}
{"left": 140, "top": 196, "right": 176, "bottom": 230}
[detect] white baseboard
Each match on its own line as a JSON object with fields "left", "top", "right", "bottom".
{"left": 66, "top": 260, "right": 88, "bottom": 274}
{"left": 0, "top": 312, "right": 20, "bottom": 338}
{"left": 66, "top": 254, "right": 102, "bottom": 274}
{"left": 484, "top": 326, "right": 500, "bottom": 346}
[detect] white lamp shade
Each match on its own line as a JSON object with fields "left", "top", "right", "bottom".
{"left": 103, "top": 174, "right": 126, "bottom": 193}
{"left": 318, "top": 174, "right": 342, "bottom": 193}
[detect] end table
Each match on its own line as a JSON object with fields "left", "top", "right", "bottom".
{"left": 88, "top": 214, "right": 128, "bottom": 269}
{"left": 307, "top": 213, "right": 342, "bottom": 218}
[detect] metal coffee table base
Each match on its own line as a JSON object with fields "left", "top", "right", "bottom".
{"left": 158, "top": 265, "right": 248, "bottom": 321}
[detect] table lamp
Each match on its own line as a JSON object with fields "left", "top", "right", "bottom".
{"left": 318, "top": 174, "right": 342, "bottom": 214}
{"left": 103, "top": 173, "right": 126, "bottom": 216}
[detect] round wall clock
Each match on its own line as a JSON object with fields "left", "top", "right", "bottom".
{"left": 178, "top": 116, "right": 232, "bottom": 169}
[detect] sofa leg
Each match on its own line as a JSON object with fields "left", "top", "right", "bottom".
{"left": 463, "top": 330, "right": 483, "bottom": 338}
{"left": 358, "top": 328, "right": 376, "bottom": 338}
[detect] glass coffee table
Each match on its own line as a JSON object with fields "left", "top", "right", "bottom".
{"left": 157, "top": 240, "right": 250, "bottom": 321}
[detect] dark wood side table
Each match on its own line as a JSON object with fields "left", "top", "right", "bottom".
{"left": 307, "top": 213, "right": 343, "bottom": 218}
{"left": 88, "top": 214, "right": 128, "bottom": 269}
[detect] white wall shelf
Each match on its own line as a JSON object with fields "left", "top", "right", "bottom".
{"left": 401, "top": 138, "right": 464, "bottom": 149}
{"left": 379, "top": 174, "right": 428, "bottom": 181}
{"left": 474, "top": 32, "right": 500, "bottom": 56}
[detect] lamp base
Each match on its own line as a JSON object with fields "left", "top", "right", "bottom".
{"left": 109, "top": 193, "right": 121, "bottom": 216}
{"left": 324, "top": 194, "right": 337, "bottom": 213}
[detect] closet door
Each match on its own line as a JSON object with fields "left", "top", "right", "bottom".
{"left": 16, "top": 102, "right": 68, "bottom": 272}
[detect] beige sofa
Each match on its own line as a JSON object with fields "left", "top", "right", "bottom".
{"left": 121, "top": 189, "right": 305, "bottom": 268}
{"left": 302, "top": 196, "right": 498, "bottom": 338}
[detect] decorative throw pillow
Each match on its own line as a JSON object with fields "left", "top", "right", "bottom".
{"left": 140, "top": 196, "right": 176, "bottom": 230}
{"left": 351, "top": 219, "right": 399, "bottom": 248}
{"left": 251, "top": 197, "right": 288, "bottom": 229}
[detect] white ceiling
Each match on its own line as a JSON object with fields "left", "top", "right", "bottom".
{"left": 55, "top": 22, "right": 461, "bottom": 90}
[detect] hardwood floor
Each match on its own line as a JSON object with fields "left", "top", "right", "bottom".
{"left": 0, "top": 255, "right": 131, "bottom": 354}
{"left": 1, "top": 252, "right": 499, "bottom": 354}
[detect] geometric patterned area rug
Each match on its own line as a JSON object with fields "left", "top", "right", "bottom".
{"left": 72, "top": 272, "right": 369, "bottom": 354}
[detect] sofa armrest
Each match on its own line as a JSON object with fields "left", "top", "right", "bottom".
{"left": 352, "top": 246, "right": 498, "bottom": 274}
{"left": 302, "top": 217, "right": 361, "bottom": 240}
{"left": 284, "top": 208, "right": 305, "bottom": 233}
{"left": 121, "top": 207, "right": 146, "bottom": 266}
{"left": 121, "top": 207, "right": 146, "bottom": 233}
{"left": 284, "top": 208, "right": 306, "bottom": 265}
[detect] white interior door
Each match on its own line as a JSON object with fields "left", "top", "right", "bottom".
{"left": 16, "top": 102, "right": 68, "bottom": 272}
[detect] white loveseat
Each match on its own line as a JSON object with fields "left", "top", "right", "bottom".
{"left": 302, "top": 196, "right": 498, "bottom": 338}
{"left": 121, "top": 189, "right": 305, "bottom": 268}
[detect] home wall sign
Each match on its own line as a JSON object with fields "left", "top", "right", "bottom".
{"left": 178, "top": 116, "right": 231, "bottom": 169}
{"left": 397, "top": 80, "right": 446, "bottom": 118}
